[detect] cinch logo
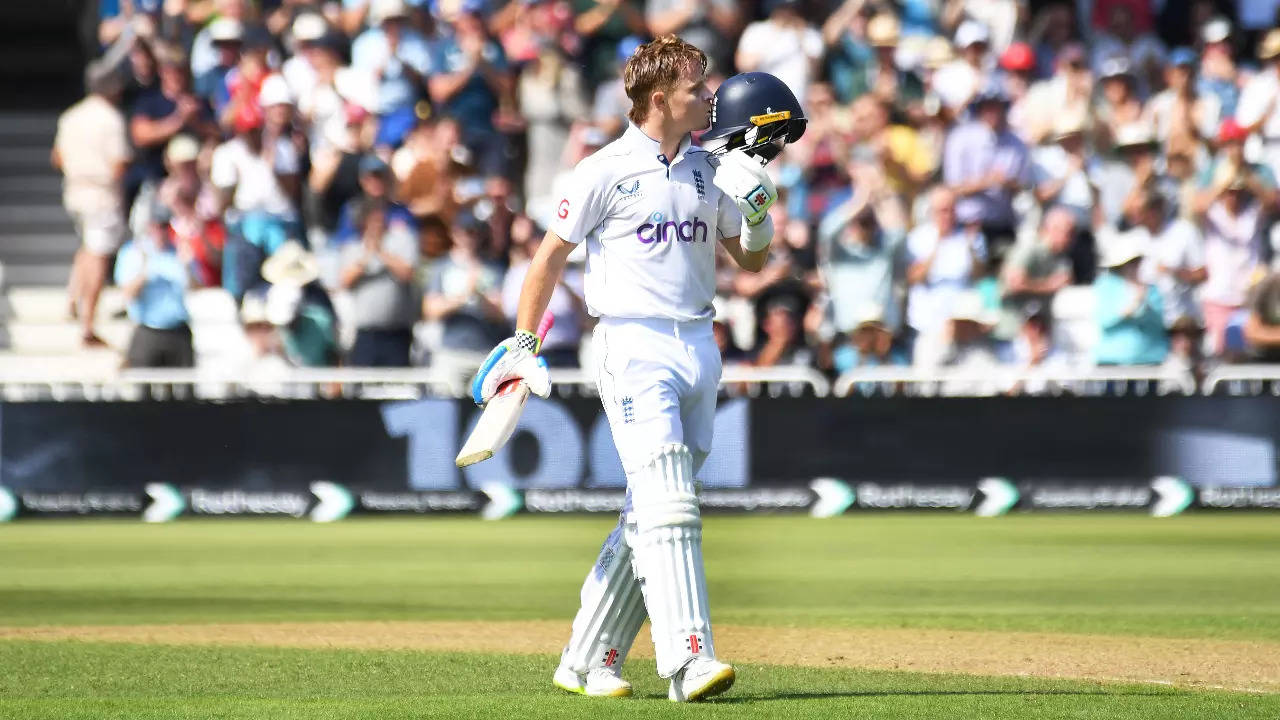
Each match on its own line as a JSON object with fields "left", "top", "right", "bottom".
{"left": 636, "top": 218, "right": 709, "bottom": 244}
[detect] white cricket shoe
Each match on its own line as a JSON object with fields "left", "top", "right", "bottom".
{"left": 553, "top": 665, "right": 633, "bottom": 698}
{"left": 668, "top": 658, "right": 735, "bottom": 702}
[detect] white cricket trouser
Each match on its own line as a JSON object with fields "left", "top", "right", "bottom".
{"left": 561, "top": 316, "right": 722, "bottom": 679}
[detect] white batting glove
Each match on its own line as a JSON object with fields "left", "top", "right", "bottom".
{"left": 713, "top": 149, "right": 778, "bottom": 227}
{"left": 470, "top": 331, "right": 552, "bottom": 406}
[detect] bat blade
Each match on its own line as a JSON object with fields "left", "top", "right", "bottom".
{"left": 455, "top": 379, "right": 532, "bottom": 467}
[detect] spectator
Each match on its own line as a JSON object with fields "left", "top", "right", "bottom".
{"left": 1007, "top": 307, "right": 1069, "bottom": 395}
{"left": 850, "top": 94, "right": 934, "bottom": 203}
{"left": 735, "top": 0, "right": 823, "bottom": 102}
{"left": 1196, "top": 17, "right": 1239, "bottom": 119}
{"left": 1196, "top": 165, "right": 1267, "bottom": 356}
{"left": 1089, "top": 1, "right": 1165, "bottom": 91}
{"left": 189, "top": 0, "right": 263, "bottom": 80}
{"left": 645, "top": 0, "right": 740, "bottom": 75}
{"left": 1236, "top": 30, "right": 1280, "bottom": 181}
{"left": 832, "top": 302, "right": 909, "bottom": 374}
{"left": 1020, "top": 42, "right": 1092, "bottom": 145}
{"left": 114, "top": 200, "right": 195, "bottom": 368}
{"left": 999, "top": 42, "right": 1037, "bottom": 136}
{"left": 905, "top": 187, "right": 986, "bottom": 359}
{"left": 261, "top": 242, "right": 340, "bottom": 367}
{"left": 339, "top": 200, "right": 420, "bottom": 366}
{"left": 310, "top": 105, "right": 372, "bottom": 249}
{"left": 336, "top": 154, "right": 416, "bottom": 245}
{"left": 928, "top": 291, "right": 1003, "bottom": 390}
{"left": 1000, "top": 206, "right": 1074, "bottom": 333}
{"left": 517, "top": 47, "right": 588, "bottom": 214}
{"left": 592, "top": 36, "right": 644, "bottom": 138}
{"left": 193, "top": 17, "right": 243, "bottom": 112}
{"left": 1094, "top": 123, "right": 1176, "bottom": 229}
{"left": 394, "top": 118, "right": 463, "bottom": 222}
{"left": 571, "top": 0, "right": 647, "bottom": 90}
{"left": 824, "top": 12, "right": 922, "bottom": 111}
{"left": 752, "top": 296, "right": 814, "bottom": 368}
{"left": 817, "top": 179, "right": 907, "bottom": 336}
{"left": 351, "top": 0, "right": 436, "bottom": 148}
{"left": 1128, "top": 191, "right": 1205, "bottom": 361}
{"left": 943, "top": 84, "right": 1029, "bottom": 255}
{"left": 1026, "top": 1, "right": 1080, "bottom": 79}
{"left": 933, "top": 20, "right": 993, "bottom": 113}
{"left": 422, "top": 212, "right": 508, "bottom": 365}
{"left": 129, "top": 44, "right": 217, "bottom": 213}
{"left": 430, "top": 7, "right": 513, "bottom": 173}
{"left": 54, "top": 61, "right": 132, "bottom": 348}
{"left": 1094, "top": 230, "right": 1168, "bottom": 366}
{"left": 161, "top": 135, "right": 225, "bottom": 288}
{"left": 237, "top": 289, "right": 293, "bottom": 383}
{"left": 712, "top": 299, "right": 748, "bottom": 364}
{"left": 1144, "top": 47, "right": 1220, "bottom": 160}
{"left": 1095, "top": 58, "right": 1145, "bottom": 147}
{"left": 1194, "top": 119, "right": 1278, "bottom": 212}
{"left": 1243, "top": 269, "right": 1280, "bottom": 362}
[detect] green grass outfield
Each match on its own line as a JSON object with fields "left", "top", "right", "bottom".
{"left": 1, "top": 514, "right": 1278, "bottom": 718}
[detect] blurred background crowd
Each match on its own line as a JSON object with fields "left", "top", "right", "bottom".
{"left": 53, "top": 0, "right": 1280, "bottom": 386}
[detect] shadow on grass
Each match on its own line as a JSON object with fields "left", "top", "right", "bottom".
{"left": 696, "top": 689, "right": 1183, "bottom": 703}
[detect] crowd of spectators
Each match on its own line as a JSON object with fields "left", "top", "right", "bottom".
{"left": 52, "top": 0, "right": 1280, "bottom": 385}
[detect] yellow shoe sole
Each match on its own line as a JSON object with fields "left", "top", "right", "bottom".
{"left": 685, "top": 666, "right": 735, "bottom": 702}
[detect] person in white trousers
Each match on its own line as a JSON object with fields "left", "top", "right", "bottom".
{"left": 471, "top": 36, "right": 796, "bottom": 702}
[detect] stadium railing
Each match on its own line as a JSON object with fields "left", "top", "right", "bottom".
{"left": 1202, "top": 365, "right": 1280, "bottom": 396}
{"left": 831, "top": 365, "right": 1198, "bottom": 398}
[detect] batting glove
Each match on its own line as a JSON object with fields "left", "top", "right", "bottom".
{"left": 713, "top": 149, "right": 778, "bottom": 227}
{"left": 471, "top": 331, "right": 552, "bottom": 406}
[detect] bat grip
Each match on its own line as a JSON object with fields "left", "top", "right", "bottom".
{"left": 535, "top": 311, "right": 555, "bottom": 343}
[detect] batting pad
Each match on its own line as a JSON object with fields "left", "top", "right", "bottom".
{"left": 561, "top": 519, "right": 648, "bottom": 674}
{"left": 626, "top": 443, "right": 716, "bottom": 677}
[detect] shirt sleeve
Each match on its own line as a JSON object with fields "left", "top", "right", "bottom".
{"left": 209, "top": 143, "right": 238, "bottom": 190}
{"left": 272, "top": 139, "right": 300, "bottom": 175}
{"left": 548, "top": 158, "right": 609, "bottom": 244}
{"left": 113, "top": 243, "right": 142, "bottom": 286}
{"left": 1235, "top": 78, "right": 1272, "bottom": 128}
{"left": 1180, "top": 222, "right": 1206, "bottom": 268}
{"left": 717, "top": 184, "right": 743, "bottom": 238}
{"left": 905, "top": 226, "right": 931, "bottom": 262}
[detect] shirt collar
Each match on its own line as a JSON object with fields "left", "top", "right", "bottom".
{"left": 623, "top": 123, "right": 692, "bottom": 166}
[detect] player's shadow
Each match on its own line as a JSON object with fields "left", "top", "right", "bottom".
{"left": 707, "top": 689, "right": 1180, "bottom": 703}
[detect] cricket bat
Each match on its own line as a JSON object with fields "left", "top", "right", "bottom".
{"left": 455, "top": 312, "right": 555, "bottom": 468}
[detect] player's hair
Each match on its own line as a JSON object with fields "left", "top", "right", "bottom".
{"left": 624, "top": 35, "right": 708, "bottom": 125}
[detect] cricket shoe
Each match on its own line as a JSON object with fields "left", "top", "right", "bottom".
{"left": 668, "top": 658, "right": 735, "bottom": 702}
{"left": 553, "top": 665, "right": 633, "bottom": 698}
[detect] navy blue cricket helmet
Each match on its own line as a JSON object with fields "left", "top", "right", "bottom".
{"left": 702, "top": 72, "right": 806, "bottom": 163}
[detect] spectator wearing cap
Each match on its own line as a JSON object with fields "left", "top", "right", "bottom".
{"left": 160, "top": 135, "right": 226, "bottom": 288}
{"left": 340, "top": 200, "right": 420, "bottom": 366}
{"left": 1000, "top": 206, "right": 1073, "bottom": 334}
{"left": 429, "top": 6, "right": 514, "bottom": 173}
{"left": 1193, "top": 119, "right": 1278, "bottom": 213}
{"left": 905, "top": 187, "right": 986, "bottom": 357}
{"left": 394, "top": 118, "right": 465, "bottom": 222}
{"left": 942, "top": 82, "right": 1029, "bottom": 255}
{"left": 1020, "top": 42, "right": 1092, "bottom": 145}
{"left": 1194, "top": 151, "right": 1269, "bottom": 356}
{"left": 280, "top": 12, "right": 333, "bottom": 113}
{"left": 925, "top": 291, "right": 1004, "bottom": 391}
{"left": 210, "top": 74, "right": 304, "bottom": 298}
{"left": 1094, "top": 229, "right": 1167, "bottom": 366}
{"left": 1144, "top": 47, "right": 1221, "bottom": 160}
{"left": 998, "top": 42, "right": 1036, "bottom": 137}
{"left": 592, "top": 36, "right": 643, "bottom": 138}
{"left": 1242, "top": 268, "right": 1280, "bottom": 362}
{"left": 1196, "top": 17, "right": 1239, "bottom": 119}
{"left": 1093, "top": 123, "right": 1176, "bottom": 229}
{"left": 194, "top": 17, "right": 243, "bottom": 110}
{"left": 933, "top": 20, "right": 993, "bottom": 112}
{"left": 1095, "top": 58, "right": 1144, "bottom": 146}
{"left": 189, "top": 0, "right": 270, "bottom": 79}
{"left": 817, "top": 180, "right": 907, "bottom": 337}
{"left": 1089, "top": 2, "right": 1166, "bottom": 92}
{"left": 736, "top": 0, "right": 824, "bottom": 103}
{"left": 335, "top": 154, "right": 417, "bottom": 245}
{"left": 1032, "top": 111, "right": 1099, "bottom": 233}
{"left": 54, "top": 60, "right": 133, "bottom": 348}
{"left": 823, "top": 11, "right": 922, "bottom": 109}
{"left": 351, "top": 0, "right": 437, "bottom": 148}
{"left": 114, "top": 199, "right": 196, "bottom": 368}
{"left": 261, "top": 241, "right": 340, "bottom": 367}
{"left": 1134, "top": 191, "right": 1206, "bottom": 366}
{"left": 129, "top": 44, "right": 217, "bottom": 209}
{"left": 832, "top": 302, "right": 908, "bottom": 376}
{"left": 518, "top": 46, "right": 588, "bottom": 211}
{"left": 646, "top": 0, "right": 741, "bottom": 75}
{"left": 1236, "top": 30, "right": 1280, "bottom": 181}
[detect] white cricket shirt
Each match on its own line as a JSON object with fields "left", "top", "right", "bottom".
{"left": 550, "top": 124, "right": 742, "bottom": 321}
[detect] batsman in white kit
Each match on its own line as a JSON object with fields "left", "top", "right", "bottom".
{"left": 470, "top": 36, "right": 805, "bottom": 702}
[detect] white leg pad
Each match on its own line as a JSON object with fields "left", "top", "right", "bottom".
{"left": 625, "top": 443, "right": 716, "bottom": 677}
{"left": 561, "top": 518, "right": 648, "bottom": 674}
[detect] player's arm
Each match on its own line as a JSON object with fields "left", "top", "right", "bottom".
{"left": 719, "top": 233, "right": 769, "bottom": 273}
{"left": 714, "top": 150, "right": 778, "bottom": 274}
{"left": 516, "top": 230, "right": 577, "bottom": 332}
